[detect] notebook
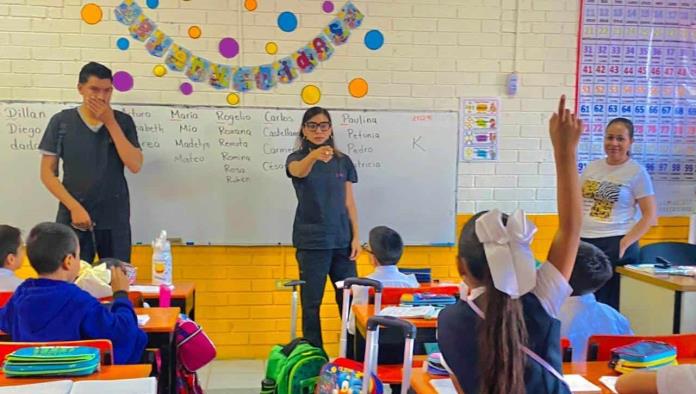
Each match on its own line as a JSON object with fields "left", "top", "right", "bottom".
{"left": 564, "top": 374, "right": 601, "bottom": 394}
{"left": 0, "top": 378, "right": 156, "bottom": 394}
{"left": 599, "top": 376, "right": 618, "bottom": 394}
{"left": 378, "top": 306, "right": 436, "bottom": 319}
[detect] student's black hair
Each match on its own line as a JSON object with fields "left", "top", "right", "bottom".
{"left": 569, "top": 241, "right": 612, "bottom": 296}
{"left": 0, "top": 225, "right": 21, "bottom": 267}
{"left": 368, "top": 226, "right": 404, "bottom": 266}
{"left": 606, "top": 117, "right": 634, "bottom": 140}
{"left": 26, "top": 222, "right": 79, "bottom": 275}
{"left": 457, "top": 211, "right": 527, "bottom": 394}
{"left": 78, "top": 61, "right": 113, "bottom": 84}
{"left": 294, "top": 106, "right": 341, "bottom": 156}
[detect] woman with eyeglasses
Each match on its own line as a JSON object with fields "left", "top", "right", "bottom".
{"left": 579, "top": 117, "right": 657, "bottom": 311}
{"left": 285, "top": 106, "right": 360, "bottom": 349}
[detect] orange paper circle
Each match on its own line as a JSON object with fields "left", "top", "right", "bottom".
{"left": 244, "top": 0, "right": 258, "bottom": 11}
{"left": 81, "top": 3, "right": 103, "bottom": 25}
{"left": 265, "top": 42, "right": 278, "bottom": 55}
{"left": 348, "top": 78, "right": 368, "bottom": 98}
{"left": 188, "top": 25, "right": 202, "bottom": 39}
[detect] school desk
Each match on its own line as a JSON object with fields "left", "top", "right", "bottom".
{"left": 132, "top": 282, "right": 197, "bottom": 320}
{"left": 0, "top": 364, "right": 152, "bottom": 386}
{"left": 617, "top": 266, "right": 696, "bottom": 334}
{"left": 410, "top": 359, "right": 696, "bottom": 394}
{"left": 135, "top": 307, "right": 178, "bottom": 394}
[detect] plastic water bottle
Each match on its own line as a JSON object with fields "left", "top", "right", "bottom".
{"left": 152, "top": 230, "right": 172, "bottom": 285}
{"left": 159, "top": 283, "right": 171, "bottom": 308}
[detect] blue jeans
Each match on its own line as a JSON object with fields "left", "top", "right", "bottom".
{"left": 296, "top": 248, "right": 357, "bottom": 348}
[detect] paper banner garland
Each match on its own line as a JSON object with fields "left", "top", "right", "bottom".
{"left": 114, "top": 0, "right": 367, "bottom": 95}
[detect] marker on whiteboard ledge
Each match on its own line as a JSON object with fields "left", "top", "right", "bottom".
{"left": 430, "top": 242, "right": 455, "bottom": 247}
{"left": 186, "top": 241, "right": 195, "bottom": 245}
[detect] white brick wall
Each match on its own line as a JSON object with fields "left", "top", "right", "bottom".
{"left": 0, "top": 0, "right": 579, "bottom": 214}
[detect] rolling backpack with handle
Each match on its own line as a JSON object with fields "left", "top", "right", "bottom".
{"left": 262, "top": 280, "right": 329, "bottom": 394}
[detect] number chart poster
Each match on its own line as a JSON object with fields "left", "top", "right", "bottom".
{"left": 576, "top": 0, "right": 696, "bottom": 214}
{"left": 459, "top": 97, "right": 500, "bottom": 161}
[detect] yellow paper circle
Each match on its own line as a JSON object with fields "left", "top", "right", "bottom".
{"left": 81, "top": 3, "right": 103, "bottom": 25}
{"left": 226, "top": 93, "right": 240, "bottom": 106}
{"left": 153, "top": 64, "right": 167, "bottom": 77}
{"left": 188, "top": 25, "right": 202, "bottom": 39}
{"left": 265, "top": 42, "right": 278, "bottom": 55}
{"left": 348, "top": 78, "right": 368, "bottom": 98}
{"left": 244, "top": 0, "right": 258, "bottom": 11}
{"left": 301, "top": 85, "right": 321, "bottom": 105}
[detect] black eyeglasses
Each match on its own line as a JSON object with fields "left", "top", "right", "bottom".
{"left": 304, "top": 121, "right": 331, "bottom": 132}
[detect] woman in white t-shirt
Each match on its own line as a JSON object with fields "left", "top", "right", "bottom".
{"left": 579, "top": 117, "right": 657, "bottom": 310}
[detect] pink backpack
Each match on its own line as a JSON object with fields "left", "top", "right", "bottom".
{"left": 176, "top": 317, "right": 216, "bottom": 372}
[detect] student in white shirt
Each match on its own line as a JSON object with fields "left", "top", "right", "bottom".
{"left": 559, "top": 241, "right": 633, "bottom": 361}
{"left": 616, "top": 365, "right": 696, "bottom": 394}
{"left": 0, "top": 225, "right": 25, "bottom": 291}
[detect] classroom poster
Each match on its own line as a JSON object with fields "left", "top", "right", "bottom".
{"left": 576, "top": 0, "right": 696, "bottom": 180}
{"left": 459, "top": 97, "right": 500, "bottom": 161}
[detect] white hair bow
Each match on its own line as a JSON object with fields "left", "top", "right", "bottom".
{"left": 475, "top": 209, "right": 537, "bottom": 299}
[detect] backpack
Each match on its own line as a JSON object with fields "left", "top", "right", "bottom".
{"left": 262, "top": 338, "right": 329, "bottom": 394}
{"left": 314, "top": 358, "right": 383, "bottom": 394}
{"left": 174, "top": 317, "right": 216, "bottom": 394}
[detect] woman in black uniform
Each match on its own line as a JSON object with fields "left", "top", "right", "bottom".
{"left": 285, "top": 107, "right": 361, "bottom": 348}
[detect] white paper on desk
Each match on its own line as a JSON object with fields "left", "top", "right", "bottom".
{"left": 378, "top": 306, "right": 435, "bottom": 318}
{"left": 0, "top": 380, "right": 72, "bottom": 394}
{"left": 599, "top": 376, "right": 618, "bottom": 394}
{"left": 129, "top": 285, "right": 172, "bottom": 293}
{"left": 70, "top": 377, "right": 157, "bottom": 394}
{"left": 137, "top": 315, "right": 150, "bottom": 326}
{"left": 564, "top": 374, "right": 601, "bottom": 394}
{"left": 429, "top": 378, "right": 457, "bottom": 394}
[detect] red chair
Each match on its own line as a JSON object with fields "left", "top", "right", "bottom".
{"left": 0, "top": 292, "right": 13, "bottom": 308}
{"left": 0, "top": 339, "right": 114, "bottom": 365}
{"left": 561, "top": 337, "right": 573, "bottom": 362}
{"left": 587, "top": 334, "right": 696, "bottom": 361}
{"left": 369, "top": 286, "right": 460, "bottom": 305}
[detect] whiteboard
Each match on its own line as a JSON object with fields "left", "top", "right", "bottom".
{"left": 0, "top": 101, "right": 458, "bottom": 245}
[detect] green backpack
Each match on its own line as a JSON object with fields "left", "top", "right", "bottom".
{"left": 262, "top": 338, "right": 329, "bottom": 394}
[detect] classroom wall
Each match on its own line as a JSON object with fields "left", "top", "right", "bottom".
{"left": 4, "top": 0, "right": 689, "bottom": 359}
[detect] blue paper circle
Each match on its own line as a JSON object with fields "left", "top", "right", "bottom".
{"left": 364, "top": 30, "right": 384, "bottom": 50}
{"left": 277, "top": 11, "right": 298, "bottom": 33}
{"left": 146, "top": 0, "right": 159, "bottom": 9}
{"left": 116, "top": 37, "right": 130, "bottom": 50}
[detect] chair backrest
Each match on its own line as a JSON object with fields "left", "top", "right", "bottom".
{"left": 397, "top": 267, "right": 432, "bottom": 283}
{"left": 0, "top": 339, "right": 114, "bottom": 365}
{"left": 587, "top": 334, "right": 696, "bottom": 361}
{"left": 561, "top": 337, "right": 573, "bottom": 362}
{"left": 639, "top": 242, "right": 696, "bottom": 265}
{"left": 99, "top": 291, "right": 145, "bottom": 307}
{"left": 0, "top": 292, "right": 13, "bottom": 308}
{"left": 374, "top": 286, "right": 460, "bottom": 305}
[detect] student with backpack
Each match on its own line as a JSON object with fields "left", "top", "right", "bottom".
{"left": 437, "top": 95, "right": 583, "bottom": 394}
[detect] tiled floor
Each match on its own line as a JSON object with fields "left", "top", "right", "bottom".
{"left": 203, "top": 360, "right": 394, "bottom": 393}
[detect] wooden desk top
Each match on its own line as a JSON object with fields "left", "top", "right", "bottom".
{"left": 411, "top": 359, "right": 696, "bottom": 394}
{"left": 0, "top": 364, "right": 152, "bottom": 386}
{"left": 617, "top": 266, "right": 696, "bottom": 292}
{"left": 133, "top": 282, "right": 196, "bottom": 299}
{"left": 352, "top": 305, "right": 437, "bottom": 337}
{"left": 135, "top": 307, "right": 179, "bottom": 333}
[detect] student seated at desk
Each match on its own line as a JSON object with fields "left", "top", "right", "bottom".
{"left": 437, "top": 96, "right": 582, "bottom": 394}
{"left": 559, "top": 241, "right": 633, "bottom": 361}
{"left": 616, "top": 364, "right": 696, "bottom": 394}
{"left": 0, "top": 225, "right": 25, "bottom": 291}
{"left": 0, "top": 222, "right": 147, "bottom": 364}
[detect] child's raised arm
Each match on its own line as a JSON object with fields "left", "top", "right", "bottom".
{"left": 546, "top": 95, "right": 584, "bottom": 280}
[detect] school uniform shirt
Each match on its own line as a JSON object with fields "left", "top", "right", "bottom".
{"left": 559, "top": 293, "right": 633, "bottom": 362}
{"left": 580, "top": 158, "right": 654, "bottom": 238}
{"left": 348, "top": 266, "right": 420, "bottom": 334}
{"left": 286, "top": 149, "right": 358, "bottom": 250}
{"left": 657, "top": 365, "right": 696, "bottom": 394}
{"left": 0, "top": 278, "right": 147, "bottom": 364}
{"left": 437, "top": 263, "right": 573, "bottom": 394}
{"left": 0, "top": 268, "right": 23, "bottom": 291}
{"left": 39, "top": 107, "right": 140, "bottom": 230}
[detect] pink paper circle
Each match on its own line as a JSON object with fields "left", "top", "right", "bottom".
{"left": 322, "top": 1, "right": 334, "bottom": 13}
{"left": 180, "top": 82, "right": 193, "bottom": 95}
{"left": 112, "top": 71, "right": 133, "bottom": 92}
{"left": 219, "top": 37, "right": 239, "bottom": 59}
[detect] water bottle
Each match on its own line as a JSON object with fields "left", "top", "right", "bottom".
{"left": 159, "top": 283, "right": 171, "bottom": 308}
{"left": 152, "top": 230, "right": 172, "bottom": 285}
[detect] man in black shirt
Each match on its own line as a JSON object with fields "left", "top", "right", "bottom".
{"left": 39, "top": 62, "right": 143, "bottom": 263}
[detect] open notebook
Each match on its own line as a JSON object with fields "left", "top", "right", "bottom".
{"left": 0, "top": 377, "right": 156, "bottom": 394}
